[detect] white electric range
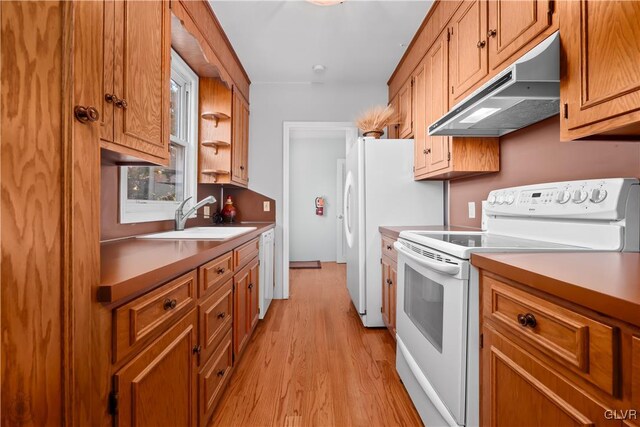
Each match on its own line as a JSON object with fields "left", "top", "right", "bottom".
{"left": 394, "top": 178, "right": 640, "bottom": 427}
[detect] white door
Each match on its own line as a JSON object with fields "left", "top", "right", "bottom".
{"left": 336, "top": 159, "right": 346, "bottom": 263}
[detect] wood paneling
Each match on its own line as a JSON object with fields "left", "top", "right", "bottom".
{"left": 114, "top": 309, "right": 198, "bottom": 427}
{"left": 211, "top": 263, "right": 421, "bottom": 426}
{"left": 560, "top": 0, "right": 640, "bottom": 140}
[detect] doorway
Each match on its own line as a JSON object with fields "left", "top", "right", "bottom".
{"left": 282, "top": 122, "right": 358, "bottom": 298}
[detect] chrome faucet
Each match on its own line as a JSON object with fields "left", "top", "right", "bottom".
{"left": 175, "top": 196, "right": 216, "bottom": 231}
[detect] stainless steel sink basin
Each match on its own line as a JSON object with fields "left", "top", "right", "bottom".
{"left": 138, "top": 226, "right": 257, "bottom": 241}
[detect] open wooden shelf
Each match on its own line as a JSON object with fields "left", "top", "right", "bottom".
{"left": 201, "top": 111, "right": 230, "bottom": 127}
{"left": 200, "top": 169, "right": 230, "bottom": 183}
{"left": 202, "top": 140, "right": 230, "bottom": 154}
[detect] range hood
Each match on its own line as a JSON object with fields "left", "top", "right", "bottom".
{"left": 429, "top": 31, "right": 559, "bottom": 137}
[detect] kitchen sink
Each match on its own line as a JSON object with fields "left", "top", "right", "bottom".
{"left": 138, "top": 226, "right": 257, "bottom": 241}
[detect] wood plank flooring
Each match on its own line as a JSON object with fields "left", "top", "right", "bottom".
{"left": 210, "top": 262, "right": 423, "bottom": 427}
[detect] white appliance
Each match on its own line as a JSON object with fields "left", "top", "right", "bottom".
{"left": 394, "top": 178, "right": 640, "bottom": 427}
{"left": 259, "top": 228, "right": 275, "bottom": 319}
{"left": 344, "top": 137, "right": 443, "bottom": 327}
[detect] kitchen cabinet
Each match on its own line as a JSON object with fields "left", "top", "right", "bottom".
{"left": 114, "top": 309, "right": 199, "bottom": 427}
{"left": 231, "top": 88, "right": 250, "bottom": 186}
{"left": 100, "top": 0, "right": 171, "bottom": 166}
{"left": 233, "top": 256, "right": 260, "bottom": 358}
{"left": 487, "top": 0, "right": 554, "bottom": 71}
{"left": 398, "top": 78, "right": 414, "bottom": 138}
{"left": 388, "top": 95, "right": 400, "bottom": 139}
{"left": 381, "top": 235, "right": 397, "bottom": 338}
{"left": 448, "top": 0, "right": 488, "bottom": 107}
{"left": 560, "top": 0, "right": 640, "bottom": 140}
{"left": 199, "top": 330, "right": 233, "bottom": 427}
{"left": 413, "top": 62, "right": 428, "bottom": 175}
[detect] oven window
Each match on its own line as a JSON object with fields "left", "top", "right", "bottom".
{"left": 404, "top": 264, "right": 444, "bottom": 353}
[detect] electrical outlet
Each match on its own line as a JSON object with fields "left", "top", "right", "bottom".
{"left": 468, "top": 202, "right": 476, "bottom": 219}
{"left": 263, "top": 201, "right": 270, "bottom": 212}
{"left": 203, "top": 206, "right": 211, "bottom": 218}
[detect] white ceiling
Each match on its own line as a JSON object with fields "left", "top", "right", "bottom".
{"left": 209, "top": 0, "right": 433, "bottom": 85}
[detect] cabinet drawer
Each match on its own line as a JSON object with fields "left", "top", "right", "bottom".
{"left": 114, "top": 270, "right": 197, "bottom": 363}
{"left": 483, "top": 275, "right": 618, "bottom": 395}
{"left": 199, "top": 280, "right": 233, "bottom": 365}
{"left": 381, "top": 235, "right": 397, "bottom": 263}
{"left": 234, "top": 237, "right": 259, "bottom": 269}
{"left": 199, "top": 330, "right": 233, "bottom": 427}
{"left": 199, "top": 251, "right": 234, "bottom": 298}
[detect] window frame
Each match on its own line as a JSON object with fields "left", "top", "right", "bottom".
{"left": 119, "top": 50, "right": 199, "bottom": 224}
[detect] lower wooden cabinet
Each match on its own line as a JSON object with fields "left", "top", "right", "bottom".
{"left": 381, "top": 236, "right": 397, "bottom": 338}
{"left": 233, "top": 256, "right": 260, "bottom": 359}
{"left": 114, "top": 309, "right": 199, "bottom": 427}
{"left": 199, "top": 330, "right": 233, "bottom": 427}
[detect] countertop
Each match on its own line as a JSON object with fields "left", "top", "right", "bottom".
{"left": 379, "top": 225, "right": 481, "bottom": 240}
{"left": 472, "top": 252, "right": 640, "bottom": 327}
{"left": 100, "top": 222, "right": 275, "bottom": 305}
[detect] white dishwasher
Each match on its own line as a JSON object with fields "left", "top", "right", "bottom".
{"left": 259, "top": 228, "right": 275, "bottom": 319}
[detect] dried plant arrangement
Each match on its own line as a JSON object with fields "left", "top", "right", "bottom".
{"left": 355, "top": 105, "right": 399, "bottom": 138}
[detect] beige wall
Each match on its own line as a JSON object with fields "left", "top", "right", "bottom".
{"left": 449, "top": 117, "right": 640, "bottom": 227}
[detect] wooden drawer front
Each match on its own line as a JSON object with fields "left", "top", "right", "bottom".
{"left": 199, "top": 280, "right": 233, "bottom": 365}
{"left": 114, "top": 270, "right": 197, "bottom": 363}
{"left": 632, "top": 336, "right": 640, "bottom": 410}
{"left": 234, "top": 237, "right": 259, "bottom": 269}
{"left": 199, "top": 251, "right": 234, "bottom": 298}
{"left": 199, "top": 330, "right": 233, "bottom": 427}
{"left": 483, "top": 275, "right": 618, "bottom": 395}
{"left": 381, "top": 235, "right": 397, "bottom": 263}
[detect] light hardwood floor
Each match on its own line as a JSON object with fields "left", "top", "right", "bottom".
{"left": 210, "top": 262, "right": 423, "bottom": 427}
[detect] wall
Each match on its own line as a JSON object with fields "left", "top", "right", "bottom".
{"left": 247, "top": 83, "right": 387, "bottom": 297}
{"left": 289, "top": 136, "right": 346, "bottom": 262}
{"left": 449, "top": 117, "right": 640, "bottom": 227}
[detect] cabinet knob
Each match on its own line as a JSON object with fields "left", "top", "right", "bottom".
{"left": 248, "top": 283, "right": 253, "bottom": 290}
{"left": 216, "top": 267, "right": 226, "bottom": 275}
{"left": 423, "top": 148, "right": 431, "bottom": 155}
{"left": 163, "top": 298, "right": 178, "bottom": 310}
{"left": 217, "top": 312, "right": 226, "bottom": 319}
{"left": 217, "top": 369, "right": 225, "bottom": 377}
{"left": 192, "top": 344, "right": 202, "bottom": 354}
{"left": 487, "top": 29, "right": 497, "bottom": 38}
{"left": 386, "top": 245, "right": 392, "bottom": 250}
{"left": 386, "top": 278, "right": 392, "bottom": 285}
{"left": 104, "top": 93, "right": 119, "bottom": 104}
{"left": 115, "top": 98, "right": 128, "bottom": 109}
{"left": 240, "top": 165, "right": 245, "bottom": 170}
{"left": 477, "top": 40, "right": 486, "bottom": 48}
{"left": 517, "top": 313, "right": 537, "bottom": 328}
{"left": 74, "top": 106, "right": 100, "bottom": 123}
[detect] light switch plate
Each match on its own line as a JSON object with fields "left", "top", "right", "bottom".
{"left": 203, "top": 206, "right": 211, "bottom": 217}
{"left": 263, "top": 201, "right": 270, "bottom": 212}
{"left": 468, "top": 202, "right": 476, "bottom": 219}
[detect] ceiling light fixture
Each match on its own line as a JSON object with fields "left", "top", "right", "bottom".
{"left": 306, "top": 0, "right": 345, "bottom": 6}
{"left": 312, "top": 64, "right": 326, "bottom": 74}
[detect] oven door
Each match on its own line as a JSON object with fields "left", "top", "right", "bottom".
{"left": 395, "top": 240, "right": 469, "bottom": 426}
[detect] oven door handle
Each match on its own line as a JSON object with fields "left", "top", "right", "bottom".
{"left": 394, "top": 242, "right": 461, "bottom": 276}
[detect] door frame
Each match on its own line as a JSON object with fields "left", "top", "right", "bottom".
{"left": 335, "top": 158, "right": 347, "bottom": 263}
{"left": 282, "top": 122, "right": 358, "bottom": 298}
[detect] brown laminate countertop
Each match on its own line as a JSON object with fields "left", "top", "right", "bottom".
{"left": 379, "top": 225, "right": 481, "bottom": 240}
{"left": 472, "top": 252, "right": 640, "bottom": 327}
{"left": 100, "top": 222, "right": 275, "bottom": 305}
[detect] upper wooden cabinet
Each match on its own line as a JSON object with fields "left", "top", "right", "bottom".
{"left": 100, "top": 0, "right": 171, "bottom": 166}
{"left": 388, "top": 95, "right": 400, "bottom": 139}
{"left": 398, "top": 79, "right": 414, "bottom": 138}
{"left": 487, "top": 0, "right": 554, "bottom": 71}
{"left": 232, "top": 89, "right": 250, "bottom": 186}
{"left": 560, "top": 0, "right": 640, "bottom": 140}
{"left": 449, "top": 0, "right": 488, "bottom": 107}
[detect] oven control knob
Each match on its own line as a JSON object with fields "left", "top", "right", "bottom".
{"left": 505, "top": 193, "right": 515, "bottom": 205}
{"left": 572, "top": 189, "right": 588, "bottom": 204}
{"left": 589, "top": 188, "right": 607, "bottom": 203}
{"left": 556, "top": 190, "right": 571, "bottom": 204}
{"left": 496, "top": 194, "right": 505, "bottom": 205}
{"left": 488, "top": 194, "right": 496, "bottom": 205}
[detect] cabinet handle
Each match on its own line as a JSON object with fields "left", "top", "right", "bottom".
{"left": 477, "top": 40, "right": 486, "bottom": 48}
{"left": 386, "top": 278, "right": 392, "bottom": 285}
{"left": 487, "top": 29, "right": 497, "bottom": 38}
{"left": 74, "top": 106, "right": 100, "bottom": 123}
{"left": 517, "top": 313, "right": 537, "bottom": 328}
{"left": 217, "top": 312, "right": 226, "bottom": 319}
{"left": 423, "top": 148, "right": 431, "bottom": 155}
{"left": 163, "top": 298, "right": 178, "bottom": 310}
{"left": 217, "top": 369, "right": 225, "bottom": 377}
{"left": 192, "top": 344, "right": 202, "bottom": 355}
{"left": 216, "top": 267, "right": 226, "bottom": 275}
{"left": 115, "top": 98, "right": 128, "bottom": 109}
{"left": 248, "top": 283, "right": 253, "bottom": 290}
{"left": 104, "top": 93, "right": 119, "bottom": 104}
{"left": 386, "top": 245, "right": 392, "bottom": 250}
{"left": 240, "top": 165, "right": 245, "bottom": 170}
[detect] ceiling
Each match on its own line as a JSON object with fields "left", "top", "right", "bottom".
{"left": 209, "top": 0, "right": 433, "bottom": 85}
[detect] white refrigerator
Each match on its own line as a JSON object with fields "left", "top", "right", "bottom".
{"left": 344, "top": 137, "right": 443, "bottom": 327}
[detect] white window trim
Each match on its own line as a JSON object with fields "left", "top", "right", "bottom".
{"left": 119, "top": 50, "right": 199, "bottom": 224}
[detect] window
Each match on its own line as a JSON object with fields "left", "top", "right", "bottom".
{"left": 119, "top": 50, "right": 198, "bottom": 224}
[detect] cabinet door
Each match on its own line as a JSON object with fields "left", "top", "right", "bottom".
{"left": 389, "top": 263, "right": 397, "bottom": 335}
{"left": 381, "top": 258, "right": 391, "bottom": 329}
{"left": 426, "top": 30, "right": 451, "bottom": 174}
{"left": 100, "top": 0, "right": 115, "bottom": 143}
{"left": 488, "top": 0, "right": 553, "bottom": 71}
{"left": 231, "top": 89, "right": 249, "bottom": 186}
{"left": 115, "top": 310, "right": 198, "bottom": 427}
{"left": 112, "top": 0, "right": 171, "bottom": 165}
{"left": 233, "top": 266, "right": 249, "bottom": 358}
{"left": 241, "top": 103, "right": 250, "bottom": 183}
{"left": 398, "top": 79, "right": 413, "bottom": 138}
{"left": 449, "top": 0, "right": 488, "bottom": 107}
{"left": 482, "top": 325, "right": 620, "bottom": 427}
{"left": 388, "top": 96, "right": 400, "bottom": 139}
{"left": 247, "top": 258, "right": 260, "bottom": 332}
{"left": 560, "top": 0, "right": 640, "bottom": 138}
{"left": 413, "top": 63, "right": 429, "bottom": 177}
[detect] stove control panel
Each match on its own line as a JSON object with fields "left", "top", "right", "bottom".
{"left": 485, "top": 178, "right": 639, "bottom": 220}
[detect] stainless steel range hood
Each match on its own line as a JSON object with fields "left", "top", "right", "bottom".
{"left": 429, "top": 31, "right": 559, "bottom": 137}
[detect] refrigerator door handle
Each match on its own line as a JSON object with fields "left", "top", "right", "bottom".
{"left": 344, "top": 171, "right": 354, "bottom": 248}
